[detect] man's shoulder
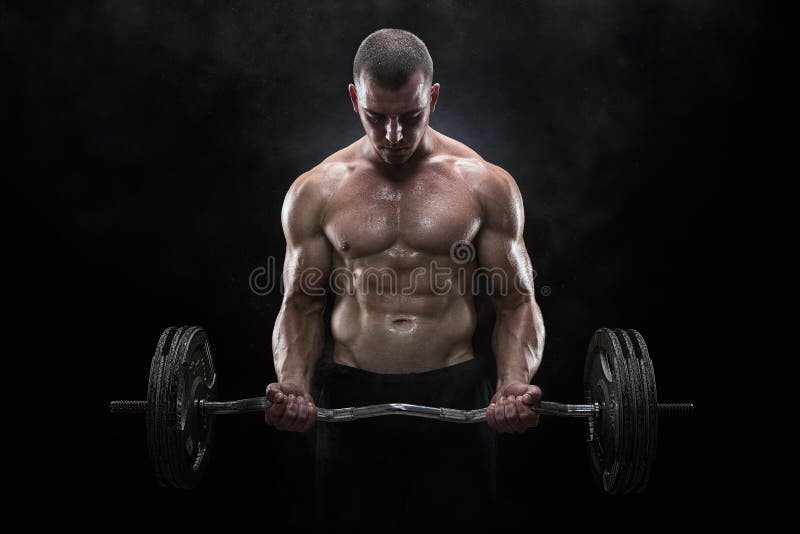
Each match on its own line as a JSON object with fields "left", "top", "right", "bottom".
{"left": 430, "top": 131, "right": 518, "bottom": 200}
{"left": 430, "top": 129, "right": 513, "bottom": 178}
{"left": 288, "top": 144, "right": 363, "bottom": 201}
{"left": 435, "top": 145, "right": 523, "bottom": 230}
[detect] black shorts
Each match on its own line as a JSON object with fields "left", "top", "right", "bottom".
{"left": 314, "top": 357, "right": 496, "bottom": 528}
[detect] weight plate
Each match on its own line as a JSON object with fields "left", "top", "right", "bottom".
{"left": 584, "top": 328, "right": 633, "bottom": 495}
{"left": 627, "top": 329, "right": 658, "bottom": 493}
{"left": 161, "top": 326, "right": 187, "bottom": 488}
{"left": 614, "top": 329, "right": 645, "bottom": 494}
{"left": 608, "top": 329, "right": 635, "bottom": 496}
{"left": 146, "top": 326, "right": 217, "bottom": 489}
{"left": 146, "top": 326, "right": 179, "bottom": 488}
{"left": 174, "top": 326, "right": 217, "bottom": 488}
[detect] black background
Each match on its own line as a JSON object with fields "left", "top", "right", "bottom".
{"left": 5, "top": 0, "right": 772, "bottom": 527}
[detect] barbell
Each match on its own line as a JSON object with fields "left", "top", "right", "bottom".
{"left": 110, "top": 325, "right": 693, "bottom": 494}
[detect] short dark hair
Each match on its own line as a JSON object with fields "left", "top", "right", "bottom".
{"left": 353, "top": 29, "right": 433, "bottom": 90}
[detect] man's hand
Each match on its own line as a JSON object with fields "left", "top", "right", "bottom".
{"left": 264, "top": 382, "right": 317, "bottom": 432}
{"left": 485, "top": 383, "right": 543, "bottom": 433}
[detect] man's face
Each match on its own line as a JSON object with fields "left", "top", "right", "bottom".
{"left": 349, "top": 71, "right": 439, "bottom": 166}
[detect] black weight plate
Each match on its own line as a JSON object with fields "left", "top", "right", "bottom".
{"left": 160, "top": 326, "right": 188, "bottom": 488}
{"left": 607, "top": 330, "right": 635, "bottom": 496}
{"left": 146, "top": 326, "right": 179, "bottom": 488}
{"left": 614, "top": 329, "right": 645, "bottom": 494}
{"left": 628, "top": 329, "right": 658, "bottom": 493}
{"left": 171, "top": 326, "right": 217, "bottom": 488}
{"left": 584, "top": 328, "right": 632, "bottom": 495}
{"left": 147, "top": 326, "right": 219, "bottom": 489}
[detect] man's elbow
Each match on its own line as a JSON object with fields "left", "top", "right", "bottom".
{"left": 492, "top": 291, "right": 537, "bottom": 318}
{"left": 495, "top": 294, "right": 545, "bottom": 348}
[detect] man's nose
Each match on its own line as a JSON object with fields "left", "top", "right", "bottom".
{"left": 385, "top": 117, "right": 403, "bottom": 145}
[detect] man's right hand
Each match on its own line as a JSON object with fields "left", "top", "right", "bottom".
{"left": 264, "top": 382, "right": 317, "bottom": 432}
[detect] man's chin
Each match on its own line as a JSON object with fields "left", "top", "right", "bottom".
{"left": 380, "top": 149, "right": 414, "bottom": 166}
{"left": 383, "top": 157, "right": 410, "bottom": 166}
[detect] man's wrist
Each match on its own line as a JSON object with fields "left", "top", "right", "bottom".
{"left": 276, "top": 373, "right": 313, "bottom": 392}
{"left": 496, "top": 375, "right": 531, "bottom": 392}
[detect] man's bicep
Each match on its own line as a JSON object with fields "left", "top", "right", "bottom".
{"left": 476, "top": 227, "right": 535, "bottom": 308}
{"left": 476, "top": 169, "right": 536, "bottom": 306}
{"left": 280, "top": 175, "right": 332, "bottom": 297}
{"left": 282, "top": 238, "right": 331, "bottom": 294}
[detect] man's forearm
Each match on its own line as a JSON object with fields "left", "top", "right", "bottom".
{"left": 272, "top": 296, "right": 326, "bottom": 391}
{"left": 492, "top": 298, "right": 545, "bottom": 390}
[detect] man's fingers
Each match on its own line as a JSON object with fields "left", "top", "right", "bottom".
{"left": 492, "top": 395, "right": 538, "bottom": 433}
{"left": 520, "top": 385, "right": 543, "bottom": 429}
{"left": 292, "top": 399, "right": 309, "bottom": 432}
{"left": 266, "top": 386, "right": 285, "bottom": 404}
{"left": 494, "top": 397, "right": 511, "bottom": 432}
{"left": 486, "top": 402, "right": 497, "bottom": 430}
{"left": 504, "top": 396, "right": 524, "bottom": 431}
{"left": 490, "top": 384, "right": 544, "bottom": 432}
{"left": 264, "top": 385, "right": 319, "bottom": 431}
{"left": 495, "top": 397, "right": 513, "bottom": 433}
{"left": 265, "top": 396, "right": 287, "bottom": 426}
{"left": 487, "top": 401, "right": 500, "bottom": 431}
{"left": 282, "top": 394, "right": 299, "bottom": 429}
{"left": 525, "top": 385, "right": 543, "bottom": 403}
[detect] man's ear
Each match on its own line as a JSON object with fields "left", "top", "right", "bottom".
{"left": 429, "top": 83, "right": 440, "bottom": 113}
{"left": 348, "top": 83, "right": 359, "bottom": 113}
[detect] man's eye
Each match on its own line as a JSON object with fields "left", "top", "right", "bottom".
{"left": 367, "top": 114, "right": 383, "bottom": 122}
{"left": 404, "top": 113, "right": 422, "bottom": 121}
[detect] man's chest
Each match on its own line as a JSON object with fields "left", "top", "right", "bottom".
{"left": 323, "top": 171, "right": 483, "bottom": 259}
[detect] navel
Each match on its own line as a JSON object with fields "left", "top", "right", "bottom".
{"left": 387, "top": 315, "right": 417, "bottom": 334}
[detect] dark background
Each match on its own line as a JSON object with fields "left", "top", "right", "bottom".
{"left": 5, "top": 0, "right": 772, "bottom": 527}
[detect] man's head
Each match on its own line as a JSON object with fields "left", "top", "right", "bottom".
{"left": 349, "top": 29, "right": 440, "bottom": 166}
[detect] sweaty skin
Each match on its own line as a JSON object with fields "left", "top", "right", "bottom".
{"left": 265, "top": 71, "right": 545, "bottom": 433}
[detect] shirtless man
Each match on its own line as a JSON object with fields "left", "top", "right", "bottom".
{"left": 265, "top": 29, "right": 545, "bottom": 525}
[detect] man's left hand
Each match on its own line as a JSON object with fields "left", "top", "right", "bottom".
{"left": 486, "top": 383, "right": 542, "bottom": 433}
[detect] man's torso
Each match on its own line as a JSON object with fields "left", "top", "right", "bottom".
{"left": 306, "top": 129, "right": 500, "bottom": 373}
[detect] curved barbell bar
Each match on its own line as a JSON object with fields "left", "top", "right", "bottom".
{"left": 111, "top": 398, "right": 694, "bottom": 422}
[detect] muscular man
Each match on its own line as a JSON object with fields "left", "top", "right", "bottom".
{"left": 265, "top": 29, "right": 545, "bottom": 526}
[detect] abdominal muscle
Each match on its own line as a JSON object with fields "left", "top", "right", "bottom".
{"left": 330, "top": 291, "right": 478, "bottom": 373}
